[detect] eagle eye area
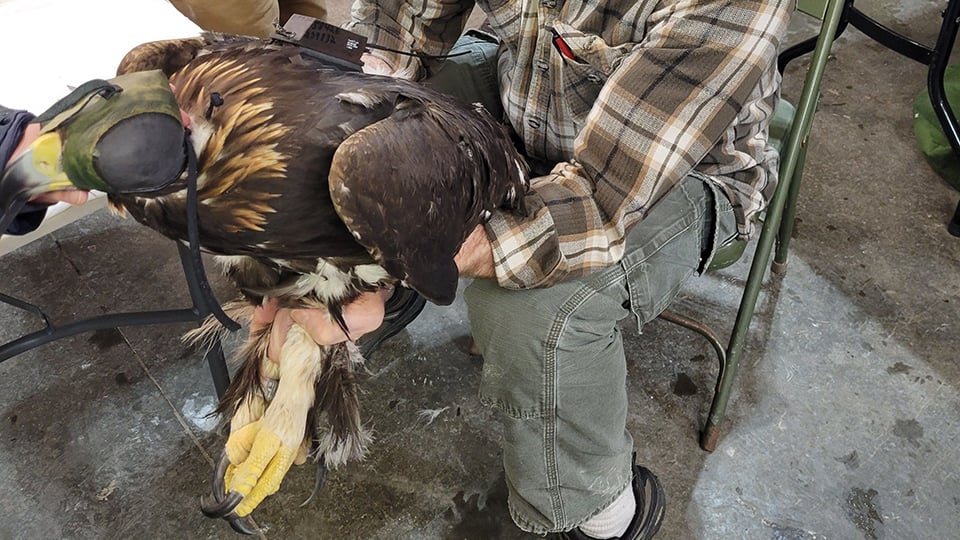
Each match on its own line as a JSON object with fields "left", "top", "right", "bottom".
{"left": 94, "top": 112, "right": 187, "bottom": 194}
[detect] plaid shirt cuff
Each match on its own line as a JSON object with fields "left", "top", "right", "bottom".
{"left": 485, "top": 162, "right": 628, "bottom": 289}
{"left": 485, "top": 192, "right": 566, "bottom": 289}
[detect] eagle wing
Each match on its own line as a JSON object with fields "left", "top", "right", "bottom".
{"left": 116, "top": 33, "right": 261, "bottom": 77}
{"left": 328, "top": 85, "right": 527, "bottom": 305}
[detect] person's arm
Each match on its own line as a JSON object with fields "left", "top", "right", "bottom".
{"left": 479, "top": 0, "right": 790, "bottom": 289}
{"left": 1, "top": 113, "right": 89, "bottom": 235}
{"left": 0, "top": 107, "right": 43, "bottom": 234}
{"left": 345, "top": 0, "right": 476, "bottom": 79}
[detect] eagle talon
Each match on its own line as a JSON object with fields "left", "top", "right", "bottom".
{"left": 213, "top": 324, "right": 320, "bottom": 517}
{"left": 200, "top": 490, "right": 244, "bottom": 518}
{"left": 211, "top": 451, "right": 232, "bottom": 504}
{"left": 203, "top": 453, "right": 260, "bottom": 534}
{"left": 225, "top": 513, "right": 259, "bottom": 536}
{"left": 299, "top": 455, "right": 328, "bottom": 508}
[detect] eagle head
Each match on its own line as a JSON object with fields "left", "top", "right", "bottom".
{"left": 0, "top": 70, "right": 188, "bottom": 232}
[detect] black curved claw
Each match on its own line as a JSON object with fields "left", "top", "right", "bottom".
{"left": 299, "top": 456, "right": 328, "bottom": 508}
{"left": 200, "top": 490, "right": 243, "bottom": 518}
{"left": 211, "top": 451, "right": 231, "bottom": 504}
{"left": 225, "top": 513, "right": 259, "bottom": 535}
{"left": 201, "top": 453, "right": 260, "bottom": 534}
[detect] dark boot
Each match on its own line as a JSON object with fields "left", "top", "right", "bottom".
{"left": 557, "top": 463, "right": 665, "bottom": 540}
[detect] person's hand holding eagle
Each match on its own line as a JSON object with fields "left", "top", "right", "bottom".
{"left": 251, "top": 287, "right": 393, "bottom": 362}
{"left": 258, "top": 223, "right": 496, "bottom": 358}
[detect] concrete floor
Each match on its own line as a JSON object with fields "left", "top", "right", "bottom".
{"left": 2, "top": 0, "right": 959, "bottom": 539}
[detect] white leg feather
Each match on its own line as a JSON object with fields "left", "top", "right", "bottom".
{"left": 261, "top": 324, "right": 321, "bottom": 448}
{"left": 231, "top": 393, "right": 267, "bottom": 432}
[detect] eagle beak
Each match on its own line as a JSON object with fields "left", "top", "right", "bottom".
{"left": 0, "top": 131, "right": 75, "bottom": 234}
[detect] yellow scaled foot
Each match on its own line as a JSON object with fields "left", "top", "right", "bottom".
{"left": 228, "top": 429, "right": 298, "bottom": 516}
{"left": 221, "top": 324, "right": 321, "bottom": 517}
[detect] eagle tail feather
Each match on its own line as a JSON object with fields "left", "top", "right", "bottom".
{"left": 311, "top": 343, "right": 371, "bottom": 468}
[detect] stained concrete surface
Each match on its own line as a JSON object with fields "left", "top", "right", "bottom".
{"left": 1, "top": 0, "right": 959, "bottom": 539}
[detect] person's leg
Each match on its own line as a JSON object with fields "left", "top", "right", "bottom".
{"left": 465, "top": 261, "right": 634, "bottom": 534}
{"left": 423, "top": 30, "right": 504, "bottom": 122}
{"left": 170, "top": 0, "right": 279, "bottom": 37}
{"left": 465, "top": 175, "right": 734, "bottom": 534}
{"left": 423, "top": 24, "right": 740, "bottom": 536}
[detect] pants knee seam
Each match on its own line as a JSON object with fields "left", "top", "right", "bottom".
{"left": 540, "top": 269, "right": 628, "bottom": 530}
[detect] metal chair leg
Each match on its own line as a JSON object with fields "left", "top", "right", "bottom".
{"left": 174, "top": 241, "right": 231, "bottom": 398}
{"left": 686, "top": 0, "right": 843, "bottom": 452}
{"left": 657, "top": 309, "right": 728, "bottom": 451}
{"left": 773, "top": 144, "right": 809, "bottom": 274}
{"left": 657, "top": 310, "right": 727, "bottom": 368}
{"left": 205, "top": 340, "right": 230, "bottom": 399}
{"left": 700, "top": 207, "right": 782, "bottom": 451}
{"left": 949, "top": 199, "right": 960, "bottom": 237}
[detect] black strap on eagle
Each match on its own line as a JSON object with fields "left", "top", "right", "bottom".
{"left": 183, "top": 136, "right": 242, "bottom": 333}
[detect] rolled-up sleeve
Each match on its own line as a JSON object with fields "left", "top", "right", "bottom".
{"left": 344, "top": 0, "right": 477, "bottom": 77}
{"left": 1, "top": 107, "right": 49, "bottom": 235}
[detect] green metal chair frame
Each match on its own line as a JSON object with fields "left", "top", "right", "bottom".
{"left": 657, "top": 0, "right": 844, "bottom": 451}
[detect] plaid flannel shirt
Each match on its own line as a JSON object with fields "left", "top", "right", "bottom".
{"left": 346, "top": 0, "right": 792, "bottom": 289}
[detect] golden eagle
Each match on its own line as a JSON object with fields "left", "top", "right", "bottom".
{"left": 0, "top": 32, "right": 528, "bottom": 533}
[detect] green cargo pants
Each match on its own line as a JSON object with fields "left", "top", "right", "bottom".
{"left": 428, "top": 31, "right": 738, "bottom": 534}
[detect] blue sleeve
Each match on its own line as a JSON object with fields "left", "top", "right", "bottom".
{"left": 5, "top": 204, "right": 47, "bottom": 235}
{"left": 0, "top": 105, "right": 47, "bottom": 235}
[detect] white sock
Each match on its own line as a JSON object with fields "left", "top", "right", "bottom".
{"left": 578, "top": 484, "right": 636, "bottom": 538}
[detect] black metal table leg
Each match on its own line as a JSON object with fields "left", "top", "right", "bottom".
{"left": 1, "top": 240, "right": 232, "bottom": 397}
{"left": 206, "top": 339, "right": 231, "bottom": 399}
{"left": 782, "top": 0, "right": 960, "bottom": 235}
{"left": 927, "top": 0, "right": 960, "bottom": 236}
{"left": 1, "top": 146, "right": 238, "bottom": 403}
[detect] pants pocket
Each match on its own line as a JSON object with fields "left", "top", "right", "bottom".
{"left": 618, "top": 178, "right": 709, "bottom": 325}
{"left": 621, "top": 228, "right": 701, "bottom": 325}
